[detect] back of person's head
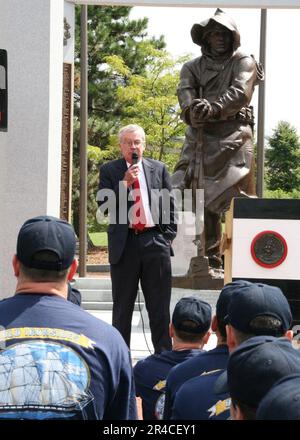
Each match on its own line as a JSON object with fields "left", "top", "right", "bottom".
{"left": 215, "top": 280, "right": 253, "bottom": 338}
{"left": 256, "top": 373, "right": 300, "bottom": 420}
{"left": 172, "top": 296, "right": 212, "bottom": 343}
{"left": 16, "top": 215, "right": 76, "bottom": 283}
{"left": 215, "top": 336, "right": 300, "bottom": 420}
{"left": 225, "top": 282, "right": 292, "bottom": 345}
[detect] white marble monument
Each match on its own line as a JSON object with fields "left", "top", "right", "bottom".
{"left": 0, "top": 0, "right": 74, "bottom": 298}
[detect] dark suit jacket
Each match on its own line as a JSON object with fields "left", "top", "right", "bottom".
{"left": 98, "top": 158, "right": 177, "bottom": 264}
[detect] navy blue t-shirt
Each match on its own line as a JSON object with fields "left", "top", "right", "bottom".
{"left": 134, "top": 349, "right": 200, "bottom": 420}
{"left": 163, "top": 345, "right": 229, "bottom": 419}
{"left": 0, "top": 293, "right": 137, "bottom": 420}
{"left": 171, "top": 369, "right": 231, "bottom": 420}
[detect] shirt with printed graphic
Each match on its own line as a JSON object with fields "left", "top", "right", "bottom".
{"left": 0, "top": 293, "right": 137, "bottom": 420}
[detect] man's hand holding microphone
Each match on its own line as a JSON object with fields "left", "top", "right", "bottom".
{"left": 122, "top": 151, "right": 139, "bottom": 188}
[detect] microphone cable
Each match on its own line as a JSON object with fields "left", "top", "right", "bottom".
{"left": 137, "top": 286, "right": 153, "bottom": 355}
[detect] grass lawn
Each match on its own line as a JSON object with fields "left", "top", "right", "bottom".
{"left": 90, "top": 223, "right": 225, "bottom": 247}
{"left": 89, "top": 232, "right": 108, "bottom": 247}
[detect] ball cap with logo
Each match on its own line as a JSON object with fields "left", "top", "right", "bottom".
{"left": 172, "top": 296, "right": 212, "bottom": 334}
{"left": 17, "top": 215, "right": 76, "bottom": 271}
{"left": 215, "top": 336, "right": 300, "bottom": 409}
{"left": 224, "top": 282, "right": 292, "bottom": 336}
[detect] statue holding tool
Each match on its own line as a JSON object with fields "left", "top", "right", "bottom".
{"left": 172, "top": 8, "right": 263, "bottom": 283}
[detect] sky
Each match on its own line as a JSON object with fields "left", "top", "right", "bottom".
{"left": 130, "top": 6, "right": 300, "bottom": 139}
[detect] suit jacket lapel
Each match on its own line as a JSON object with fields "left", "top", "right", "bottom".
{"left": 115, "top": 158, "right": 128, "bottom": 179}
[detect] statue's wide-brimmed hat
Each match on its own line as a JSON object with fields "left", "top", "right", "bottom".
{"left": 191, "top": 8, "right": 240, "bottom": 51}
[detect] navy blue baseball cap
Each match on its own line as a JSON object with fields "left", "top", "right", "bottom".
{"left": 216, "top": 280, "right": 253, "bottom": 321}
{"left": 224, "top": 283, "right": 292, "bottom": 335}
{"left": 215, "top": 336, "right": 300, "bottom": 408}
{"left": 256, "top": 373, "right": 300, "bottom": 420}
{"left": 17, "top": 216, "right": 76, "bottom": 271}
{"left": 172, "top": 296, "right": 212, "bottom": 334}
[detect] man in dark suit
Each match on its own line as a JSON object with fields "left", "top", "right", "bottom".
{"left": 98, "top": 124, "right": 177, "bottom": 353}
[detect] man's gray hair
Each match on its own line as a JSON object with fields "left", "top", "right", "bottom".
{"left": 118, "top": 124, "right": 146, "bottom": 143}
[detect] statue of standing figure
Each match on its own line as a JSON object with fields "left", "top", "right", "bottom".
{"left": 172, "top": 8, "right": 263, "bottom": 273}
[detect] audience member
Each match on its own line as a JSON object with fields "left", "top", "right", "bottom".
{"left": 134, "top": 296, "right": 211, "bottom": 419}
{"left": 224, "top": 282, "right": 293, "bottom": 353}
{"left": 170, "top": 281, "right": 293, "bottom": 420}
{"left": 0, "top": 215, "right": 137, "bottom": 420}
{"left": 216, "top": 336, "right": 300, "bottom": 420}
{"left": 163, "top": 280, "right": 250, "bottom": 419}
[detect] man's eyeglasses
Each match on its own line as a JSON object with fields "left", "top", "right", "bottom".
{"left": 121, "top": 139, "right": 144, "bottom": 147}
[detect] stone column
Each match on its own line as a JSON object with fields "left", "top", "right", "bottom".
{"left": 0, "top": 0, "right": 70, "bottom": 297}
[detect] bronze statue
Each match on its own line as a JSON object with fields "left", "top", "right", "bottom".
{"left": 172, "top": 8, "right": 263, "bottom": 273}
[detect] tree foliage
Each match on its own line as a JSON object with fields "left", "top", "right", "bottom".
{"left": 104, "top": 46, "right": 187, "bottom": 171}
{"left": 266, "top": 121, "right": 300, "bottom": 192}
{"left": 265, "top": 188, "right": 300, "bottom": 199}
{"left": 74, "top": 5, "right": 165, "bottom": 148}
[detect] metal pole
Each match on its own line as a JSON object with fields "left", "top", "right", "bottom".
{"left": 256, "top": 8, "right": 267, "bottom": 198}
{"left": 79, "top": 5, "right": 88, "bottom": 277}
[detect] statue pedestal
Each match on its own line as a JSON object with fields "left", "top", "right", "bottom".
{"left": 172, "top": 256, "right": 224, "bottom": 290}
{"left": 171, "top": 211, "right": 197, "bottom": 276}
{"left": 171, "top": 208, "right": 223, "bottom": 290}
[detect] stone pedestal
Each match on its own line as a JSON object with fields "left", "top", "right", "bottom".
{"left": 172, "top": 255, "right": 224, "bottom": 289}
{"left": 171, "top": 210, "right": 224, "bottom": 290}
{"left": 171, "top": 211, "right": 197, "bottom": 276}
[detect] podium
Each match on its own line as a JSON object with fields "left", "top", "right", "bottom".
{"left": 224, "top": 198, "right": 300, "bottom": 326}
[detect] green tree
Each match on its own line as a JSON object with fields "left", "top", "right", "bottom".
{"left": 72, "top": 142, "right": 119, "bottom": 236}
{"left": 105, "top": 47, "right": 188, "bottom": 171}
{"left": 74, "top": 5, "right": 165, "bottom": 148}
{"left": 266, "top": 121, "right": 300, "bottom": 192}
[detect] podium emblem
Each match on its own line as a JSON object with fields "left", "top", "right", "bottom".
{"left": 251, "top": 230, "right": 288, "bottom": 268}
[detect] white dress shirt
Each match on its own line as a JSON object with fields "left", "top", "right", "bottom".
{"left": 127, "top": 160, "right": 155, "bottom": 227}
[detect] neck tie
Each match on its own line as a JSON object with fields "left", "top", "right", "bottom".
{"left": 131, "top": 178, "right": 147, "bottom": 231}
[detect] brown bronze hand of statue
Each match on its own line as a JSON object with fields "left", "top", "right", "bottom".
{"left": 190, "top": 99, "right": 213, "bottom": 126}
